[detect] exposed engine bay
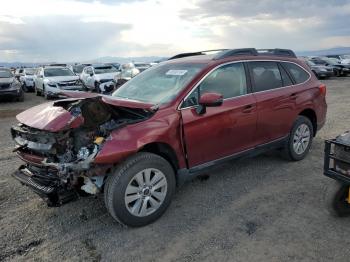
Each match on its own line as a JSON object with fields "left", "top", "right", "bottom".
{"left": 11, "top": 97, "right": 154, "bottom": 206}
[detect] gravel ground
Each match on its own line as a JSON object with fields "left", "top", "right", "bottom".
{"left": 1, "top": 79, "right": 350, "bottom": 262}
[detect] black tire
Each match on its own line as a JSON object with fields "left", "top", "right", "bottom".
{"left": 94, "top": 82, "right": 100, "bottom": 93}
{"left": 104, "top": 152, "right": 176, "bottom": 227}
{"left": 283, "top": 115, "right": 313, "bottom": 161}
{"left": 324, "top": 180, "right": 350, "bottom": 217}
{"left": 17, "top": 91, "right": 24, "bottom": 102}
{"left": 22, "top": 83, "right": 28, "bottom": 92}
{"left": 334, "top": 69, "right": 340, "bottom": 77}
{"left": 35, "top": 84, "right": 41, "bottom": 96}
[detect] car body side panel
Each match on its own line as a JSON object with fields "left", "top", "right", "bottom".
{"left": 94, "top": 108, "right": 187, "bottom": 168}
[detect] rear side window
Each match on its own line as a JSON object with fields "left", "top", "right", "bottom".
{"left": 249, "top": 61, "right": 282, "bottom": 92}
{"left": 282, "top": 62, "right": 309, "bottom": 84}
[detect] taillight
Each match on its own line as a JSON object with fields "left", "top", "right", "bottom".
{"left": 319, "top": 84, "right": 326, "bottom": 96}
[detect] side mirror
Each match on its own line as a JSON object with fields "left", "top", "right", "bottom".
{"left": 196, "top": 92, "right": 223, "bottom": 114}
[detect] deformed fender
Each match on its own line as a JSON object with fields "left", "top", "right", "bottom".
{"left": 94, "top": 108, "right": 186, "bottom": 168}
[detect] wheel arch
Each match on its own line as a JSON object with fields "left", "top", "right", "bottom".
{"left": 139, "top": 142, "right": 179, "bottom": 172}
{"left": 299, "top": 108, "right": 317, "bottom": 136}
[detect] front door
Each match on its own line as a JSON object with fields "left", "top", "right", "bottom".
{"left": 180, "top": 62, "right": 257, "bottom": 167}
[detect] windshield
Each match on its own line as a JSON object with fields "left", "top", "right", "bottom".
{"left": 0, "top": 69, "right": 13, "bottom": 78}
{"left": 72, "top": 65, "right": 85, "bottom": 74}
{"left": 44, "top": 68, "right": 75, "bottom": 77}
{"left": 25, "top": 68, "right": 36, "bottom": 75}
{"left": 112, "top": 63, "right": 205, "bottom": 104}
{"left": 341, "top": 55, "right": 350, "bottom": 59}
{"left": 94, "top": 66, "right": 118, "bottom": 74}
{"left": 306, "top": 60, "right": 316, "bottom": 66}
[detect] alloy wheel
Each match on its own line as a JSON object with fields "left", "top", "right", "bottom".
{"left": 124, "top": 168, "right": 167, "bottom": 217}
{"left": 293, "top": 123, "right": 311, "bottom": 155}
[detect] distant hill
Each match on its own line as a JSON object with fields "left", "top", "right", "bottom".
{"left": 2, "top": 47, "right": 350, "bottom": 68}
{"left": 296, "top": 47, "right": 350, "bottom": 57}
{"left": 85, "top": 56, "right": 167, "bottom": 64}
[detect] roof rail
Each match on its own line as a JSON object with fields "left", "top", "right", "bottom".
{"left": 168, "top": 49, "right": 228, "bottom": 60}
{"left": 169, "top": 48, "right": 297, "bottom": 61}
{"left": 213, "top": 48, "right": 259, "bottom": 60}
{"left": 256, "top": 49, "right": 297, "bottom": 58}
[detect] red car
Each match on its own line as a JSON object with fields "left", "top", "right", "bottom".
{"left": 11, "top": 48, "right": 327, "bottom": 227}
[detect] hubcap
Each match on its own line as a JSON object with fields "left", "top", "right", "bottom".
{"left": 293, "top": 123, "right": 310, "bottom": 155}
{"left": 124, "top": 168, "right": 167, "bottom": 217}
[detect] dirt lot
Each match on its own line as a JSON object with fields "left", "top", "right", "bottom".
{"left": 1, "top": 79, "right": 350, "bottom": 262}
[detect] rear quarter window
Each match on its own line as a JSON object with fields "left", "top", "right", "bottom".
{"left": 282, "top": 62, "right": 310, "bottom": 84}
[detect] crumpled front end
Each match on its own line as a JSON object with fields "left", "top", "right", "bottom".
{"left": 11, "top": 97, "right": 154, "bottom": 206}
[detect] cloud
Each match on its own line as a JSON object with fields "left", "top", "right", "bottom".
{"left": 180, "top": 0, "right": 350, "bottom": 51}
{"left": 0, "top": 0, "right": 349, "bottom": 62}
{"left": 0, "top": 17, "right": 131, "bottom": 62}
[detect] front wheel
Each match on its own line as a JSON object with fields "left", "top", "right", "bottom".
{"left": 283, "top": 116, "right": 313, "bottom": 161}
{"left": 104, "top": 152, "right": 176, "bottom": 227}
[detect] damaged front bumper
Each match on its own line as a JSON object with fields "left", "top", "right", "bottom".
{"left": 12, "top": 165, "right": 79, "bottom": 206}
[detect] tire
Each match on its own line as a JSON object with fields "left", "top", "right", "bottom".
{"left": 22, "top": 83, "right": 28, "bottom": 92}
{"left": 94, "top": 82, "right": 100, "bottom": 93}
{"left": 283, "top": 115, "right": 313, "bottom": 161}
{"left": 324, "top": 180, "right": 350, "bottom": 217}
{"left": 104, "top": 152, "right": 176, "bottom": 227}
{"left": 17, "top": 91, "right": 24, "bottom": 102}
{"left": 35, "top": 84, "right": 41, "bottom": 96}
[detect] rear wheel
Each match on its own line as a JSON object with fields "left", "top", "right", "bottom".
{"left": 104, "top": 152, "right": 176, "bottom": 227}
{"left": 283, "top": 116, "right": 313, "bottom": 161}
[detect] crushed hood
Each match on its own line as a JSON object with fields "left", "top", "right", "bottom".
{"left": 16, "top": 96, "right": 156, "bottom": 132}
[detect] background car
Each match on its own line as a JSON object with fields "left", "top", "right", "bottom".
{"left": 34, "top": 66, "right": 84, "bottom": 99}
{"left": 134, "top": 62, "right": 151, "bottom": 72}
{"left": 114, "top": 62, "right": 140, "bottom": 87}
{"left": 19, "top": 68, "right": 37, "bottom": 92}
{"left": 0, "top": 68, "right": 24, "bottom": 101}
{"left": 310, "top": 57, "right": 350, "bottom": 76}
{"left": 326, "top": 54, "right": 350, "bottom": 65}
{"left": 80, "top": 64, "right": 119, "bottom": 93}
{"left": 303, "top": 59, "right": 334, "bottom": 79}
{"left": 68, "top": 64, "right": 86, "bottom": 76}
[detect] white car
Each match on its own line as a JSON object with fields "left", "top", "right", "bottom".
{"left": 80, "top": 64, "right": 119, "bottom": 93}
{"left": 34, "top": 66, "right": 84, "bottom": 99}
{"left": 18, "top": 68, "right": 36, "bottom": 92}
{"left": 113, "top": 63, "right": 140, "bottom": 87}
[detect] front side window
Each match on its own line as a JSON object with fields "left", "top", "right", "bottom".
{"left": 182, "top": 62, "right": 247, "bottom": 108}
{"left": 250, "top": 61, "right": 282, "bottom": 92}
{"left": 282, "top": 62, "right": 309, "bottom": 84}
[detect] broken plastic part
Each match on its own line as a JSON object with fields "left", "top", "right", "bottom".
{"left": 81, "top": 176, "right": 104, "bottom": 194}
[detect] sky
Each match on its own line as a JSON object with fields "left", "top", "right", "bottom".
{"left": 0, "top": 0, "right": 349, "bottom": 62}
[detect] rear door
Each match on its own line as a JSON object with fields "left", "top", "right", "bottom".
{"left": 180, "top": 62, "right": 258, "bottom": 167}
{"left": 248, "top": 61, "right": 297, "bottom": 145}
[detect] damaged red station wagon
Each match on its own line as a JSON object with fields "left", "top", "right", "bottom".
{"left": 11, "top": 48, "right": 327, "bottom": 227}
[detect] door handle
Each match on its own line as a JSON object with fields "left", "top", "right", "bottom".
{"left": 242, "top": 104, "right": 254, "bottom": 113}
